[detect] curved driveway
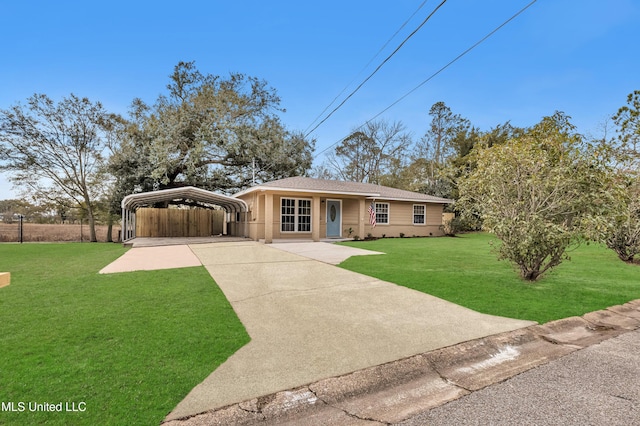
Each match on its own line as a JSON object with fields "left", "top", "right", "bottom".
{"left": 167, "top": 241, "right": 535, "bottom": 421}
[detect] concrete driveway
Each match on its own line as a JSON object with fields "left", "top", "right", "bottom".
{"left": 269, "top": 241, "right": 384, "bottom": 264}
{"left": 166, "top": 241, "right": 535, "bottom": 421}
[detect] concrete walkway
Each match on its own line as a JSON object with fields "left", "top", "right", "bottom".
{"left": 165, "top": 301, "right": 640, "bottom": 425}
{"left": 166, "top": 241, "right": 535, "bottom": 421}
{"left": 124, "top": 236, "right": 250, "bottom": 248}
{"left": 99, "top": 245, "right": 202, "bottom": 273}
{"left": 269, "top": 241, "right": 384, "bottom": 265}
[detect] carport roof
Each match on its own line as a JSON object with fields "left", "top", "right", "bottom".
{"left": 121, "top": 186, "right": 247, "bottom": 212}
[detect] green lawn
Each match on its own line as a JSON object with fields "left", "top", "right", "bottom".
{"left": 339, "top": 233, "right": 640, "bottom": 324}
{"left": 0, "top": 243, "right": 249, "bottom": 426}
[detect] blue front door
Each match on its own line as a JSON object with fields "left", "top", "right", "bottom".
{"left": 326, "top": 200, "right": 341, "bottom": 238}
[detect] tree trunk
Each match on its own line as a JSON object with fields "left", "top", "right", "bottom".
{"left": 86, "top": 204, "right": 98, "bottom": 242}
{"left": 618, "top": 252, "right": 635, "bottom": 263}
{"left": 106, "top": 215, "right": 113, "bottom": 243}
{"left": 521, "top": 268, "right": 541, "bottom": 281}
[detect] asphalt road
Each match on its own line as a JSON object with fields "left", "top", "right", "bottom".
{"left": 396, "top": 328, "right": 640, "bottom": 426}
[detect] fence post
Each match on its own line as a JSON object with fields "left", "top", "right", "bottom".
{"left": 19, "top": 214, "right": 24, "bottom": 244}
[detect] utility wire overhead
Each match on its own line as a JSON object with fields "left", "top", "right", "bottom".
{"left": 303, "top": 0, "right": 431, "bottom": 135}
{"left": 260, "top": 0, "right": 435, "bottom": 178}
{"left": 257, "top": 0, "right": 537, "bottom": 182}
{"left": 304, "top": 0, "right": 448, "bottom": 138}
{"left": 313, "top": 0, "right": 539, "bottom": 161}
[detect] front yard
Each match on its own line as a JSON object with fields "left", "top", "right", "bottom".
{"left": 339, "top": 233, "right": 640, "bottom": 324}
{"left": 0, "top": 243, "right": 249, "bottom": 426}
{"left": 3, "top": 235, "right": 639, "bottom": 424}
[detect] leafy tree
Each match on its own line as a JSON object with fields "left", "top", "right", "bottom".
{"left": 109, "top": 61, "right": 314, "bottom": 196}
{"left": 458, "top": 112, "right": 615, "bottom": 281}
{"left": 419, "top": 101, "right": 471, "bottom": 179}
{"left": 613, "top": 90, "right": 640, "bottom": 153}
{"left": 379, "top": 157, "right": 431, "bottom": 192}
{"left": 603, "top": 91, "right": 640, "bottom": 263}
{"left": 377, "top": 156, "right": 455, "bottom": 198}
{"left": 0, "top": 199, "right": 34, "bottom": 223}
{"left": 605, "top": 176, "right": 640, "bottom": 263}
{"left": 327, "top": 120, "right": 411, "bottom": 184}
{"left": 0, "top": 94, "right": 118, "bottom": 241}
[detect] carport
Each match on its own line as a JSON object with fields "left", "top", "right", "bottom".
{"left": 121, "top": 186, "right": 248, "bottom": 242}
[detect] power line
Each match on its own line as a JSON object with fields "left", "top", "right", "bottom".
{"left": 304, "top": 0, "right": 448, "bottom": 138}
{"left": 257, "top": 0, "right": 538, "bottom": 182}
{"left": 258, "top": 1, "right": 437, "bottom": 179}
{"left": 303, "top": 0, "right": 431, "bottom": 135}
{"left": 313, "top": 0, "right": 538, "bottom": 161}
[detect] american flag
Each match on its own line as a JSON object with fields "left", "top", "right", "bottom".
{"left": 367, "top": 201, "right": 376, "bottom": 227}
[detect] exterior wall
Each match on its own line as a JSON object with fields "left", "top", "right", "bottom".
{"left": 364, "top": 202, "right": 445, "bottom": 238}
{"left": 340, "top": 198, "right": 360, "bottom": 238}
{"left": 237, "top": 192, "right": 265, "bottom": 241}
{"left": 236, "top": 190, "right": 447, "bottom": 242}
{"left": 269, "top": 193, "right": 313, "bottom": 240}
{"left": 227, "top": 211, "right": 251, "bottom": 238}
{"left": 318, "top": 198, "right": 360, "bottom": 239}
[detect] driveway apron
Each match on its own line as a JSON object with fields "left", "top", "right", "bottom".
{"left": 167, "top": 241, "right": 535, "bottom": 420}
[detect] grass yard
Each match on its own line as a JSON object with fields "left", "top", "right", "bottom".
{"left": 0, "top": 223, "right": 120, "bottom": 243}
{"left": 0, "top": 243, "right": 249, "bottom": 425}
{"left": 339, "top": 233, "right": 640, "bottom": 324}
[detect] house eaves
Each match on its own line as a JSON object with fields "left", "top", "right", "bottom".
{"left": 234, "top": 185, "right": 380, "bottom": 199}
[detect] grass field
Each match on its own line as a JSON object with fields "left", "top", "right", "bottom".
{"left": 0, "top": 223, "right": 121, "bottom": 242}
{"left": 0, "top": 243, "right": 249, "bottom": 425}
{"left": 339, "top": 233, "right": 640, "bottom": 324}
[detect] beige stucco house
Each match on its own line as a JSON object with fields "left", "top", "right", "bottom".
{"left": 233, "top": 176, "right": 452, "bottom": 243}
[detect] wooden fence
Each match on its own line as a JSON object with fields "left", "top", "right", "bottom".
{"left": 135, "top": 208, "right": 225, "bottom": 237}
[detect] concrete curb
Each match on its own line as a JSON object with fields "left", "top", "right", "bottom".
{"left": 162, "top": 300, "right": 640, "bottom": 426}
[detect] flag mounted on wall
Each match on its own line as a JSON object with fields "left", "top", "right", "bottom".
{"left": 367, "top": 201, "right": 376, "bottom": 227}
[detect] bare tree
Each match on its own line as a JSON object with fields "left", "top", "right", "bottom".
{"left": 0, "top": 94, "right": 118, "bottom": 242}
{"left": 327, "top": 120, "right": 412, "bottom": 184}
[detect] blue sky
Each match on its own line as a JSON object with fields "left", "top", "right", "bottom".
{"left": 1, "top": 0, "right": 638, "bottom": 199}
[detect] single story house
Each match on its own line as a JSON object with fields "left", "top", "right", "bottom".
{"left": 233, "top": 176, "right": 453, "bottom": 243}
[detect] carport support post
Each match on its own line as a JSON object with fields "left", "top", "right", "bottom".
{"left": 121, "top": 208, "right": 127, "bottom": 241}
{"left": 243, "top": 209, "right": 248, "bottom": 238}
{"left": 265, "top": 192, "right": 273, "bottom": 244}
{"left": 312, "top": 196, "right": 320, "bottom": 242}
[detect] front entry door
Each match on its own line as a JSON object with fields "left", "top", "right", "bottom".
{"left": 326, "top": 200, "right": 341, "bottom": 238}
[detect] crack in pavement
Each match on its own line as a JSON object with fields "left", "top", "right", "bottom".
{"left": 427, "top": 357, "right": 473, "bottom": 393}
{"left": 307, "top": 387, "right": 391, "bottom": 426}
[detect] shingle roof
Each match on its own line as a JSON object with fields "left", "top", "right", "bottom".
{"left": 234, "top": 176, "right": 452, "bottom": 204}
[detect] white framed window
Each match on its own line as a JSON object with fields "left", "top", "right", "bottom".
{"left": 413, "top": 204, "right": 426, "bottom": 225}
{"left": 297, "top": 199, "right": 311, "bottom": 232}
{"left": 375, "top": 202, "right": 389, "bottom": 225}
{"left": 281, "top": 198, "right": 296, "bottom": 232}
{"left": 281, "top": 198, "right": 312, "bottom": 232}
